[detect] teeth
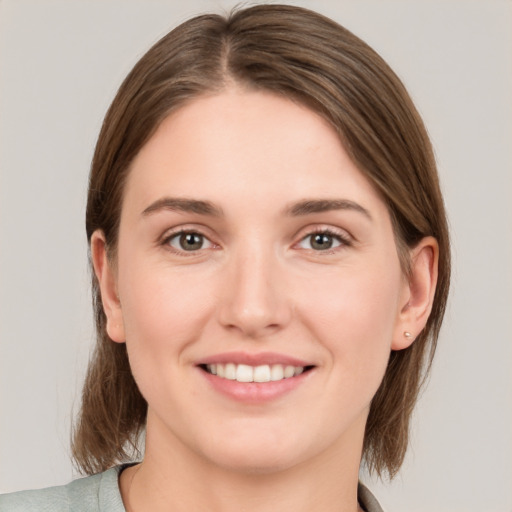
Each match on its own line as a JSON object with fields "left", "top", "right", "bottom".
{"left": 205, "top": 363, "right": 306, "bottom": 383}
{"left": 225, "top": 363, "right": 236, "bottom": 380}
{"left": 253, "top": 365, "right": 271, "bottom": 382}
{"left": 270, "top": 364, "right": 284, "bottom": 381}
{"left": 283, "top": 365, "right": 295, "bottom": 378}
{"left": 236, "top": 364, "right": 253, "bottom": 382}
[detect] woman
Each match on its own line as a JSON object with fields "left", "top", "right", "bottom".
{"left": 0, "top": 4, "right": 450, "bottom": 511}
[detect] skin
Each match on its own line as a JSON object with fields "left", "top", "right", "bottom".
{"left": 92, "top": 87, "right": 438, "bottom": 512}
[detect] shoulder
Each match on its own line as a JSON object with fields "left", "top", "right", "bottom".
{"left": 0, "top": 466, "right": 126, "bottom": 512}
{"left": 0, "top": 483, "right": 69, "bottom": 512}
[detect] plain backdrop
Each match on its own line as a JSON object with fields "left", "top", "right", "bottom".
{"left": 0, "top": 1, "right": 511, "bottom": 511}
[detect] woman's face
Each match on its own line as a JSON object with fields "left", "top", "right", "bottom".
{"left": 99, "top": 88, "right": 414, "bottom": 473}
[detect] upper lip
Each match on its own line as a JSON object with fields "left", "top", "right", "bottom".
{"left": 197, "top": 351, "right": 313, "bottom": 367}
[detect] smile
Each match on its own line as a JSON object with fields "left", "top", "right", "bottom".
{"left": 204, "top": 363, "right": 309, "bottom": 383}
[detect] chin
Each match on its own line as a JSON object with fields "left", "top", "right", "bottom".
{"left": 196, "top": 426, "right": 314, "bottom": 475}
{"left": 208, "top": 446, "right": 301, "bottom": 475}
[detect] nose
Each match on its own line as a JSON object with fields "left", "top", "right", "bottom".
{"left": 217, "top": 243, "right": 292, "bottom": 338}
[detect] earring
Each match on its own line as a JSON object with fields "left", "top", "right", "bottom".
{"left": 404, "top": 331, "right": 412, "bottom": 339}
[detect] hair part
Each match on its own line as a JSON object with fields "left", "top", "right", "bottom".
{"left": 75, "top": 4, "right": 450, "bottom": 479}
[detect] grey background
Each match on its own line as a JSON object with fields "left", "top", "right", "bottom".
{"left": 1, "top": 1, "right": 511, "bottom": 510}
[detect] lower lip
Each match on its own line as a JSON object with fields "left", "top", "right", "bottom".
{"left": 199, "top": 368, "right": 312, "bottom": 403}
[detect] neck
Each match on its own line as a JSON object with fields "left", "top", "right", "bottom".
{"left": 120, "top": 411, "right": 366, "bottom": 512}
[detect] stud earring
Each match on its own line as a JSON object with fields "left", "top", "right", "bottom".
{"left": 404, "top": 331, "right": 412, "bottom": 339}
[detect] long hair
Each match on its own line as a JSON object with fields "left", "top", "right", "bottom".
{"left": 74, "top": 4, "right": 450, "bottom": 478}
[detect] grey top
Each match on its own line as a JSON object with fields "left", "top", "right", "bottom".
{"left": 0, "top": 465, "right": 384, "bottom": 512}
{"left": 0, "top": 466, "right": 126, "bottom": 512}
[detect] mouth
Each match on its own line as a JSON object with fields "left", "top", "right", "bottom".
{"left": 197, "top": 353, "right": 315, "bottom": 402}
{"left": 199, "top": 363, "right": 315, "bottom": 383}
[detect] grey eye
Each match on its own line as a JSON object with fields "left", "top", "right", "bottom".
{"left": 168, "top": 232, "right": 212, "bottom": 251}
{"left": 298, "top": 232, "right": 342, "bottom": 251}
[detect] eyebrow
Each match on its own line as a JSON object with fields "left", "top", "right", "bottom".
{"left": 141, "top": 197, "right": 223, "bottom": 217}
{"left": 284, "top": 199, "right": 372, "bottom": 220}
{"left": 141, "top": 197, "right": 371, "bottom": 220}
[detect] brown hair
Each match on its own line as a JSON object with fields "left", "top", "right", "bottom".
{"left": 74, "top": 4, "right": 450, "bottom": 478}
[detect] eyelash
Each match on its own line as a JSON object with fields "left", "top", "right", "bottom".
{"left": 161, "top": 229, "right": 216, "bottom": 256}
{"left": 161, "top": 227, "right": 352, "bottom": 256}
{"left": 295, "top": 228, "right": 352, "bottom": 254}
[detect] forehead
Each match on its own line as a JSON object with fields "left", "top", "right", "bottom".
{"left": 123, "top": 88, "right": 387, "bottom": 219}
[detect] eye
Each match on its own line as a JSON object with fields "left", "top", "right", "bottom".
{"left": 167, "top": 231, "right": 214, "bottom": 252}
{"left": 297, "top": 231, "right": 347, "bottom": 251}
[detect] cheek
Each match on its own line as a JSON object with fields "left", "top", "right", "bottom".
{"left": 296, "top": 259, "right": 402, "bottom": 373}
{"left": 115, "top": 260, "right": 217, "bottom": 408}
{"left": 116, "top": 257, "right": 216, "bottom": 356}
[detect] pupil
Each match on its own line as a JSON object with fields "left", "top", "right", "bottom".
{"left": 180, "top": 233, "right": 202, "bottom": 250}
{"left": 312, "top": 233, "right": 332, "bottom": 250}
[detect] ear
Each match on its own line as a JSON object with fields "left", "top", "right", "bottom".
{"left": 392, "top": 236, "right": 439, "bottom": 350}
{"left": 90, "top": 230, "right": 126, "bottom": 343}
